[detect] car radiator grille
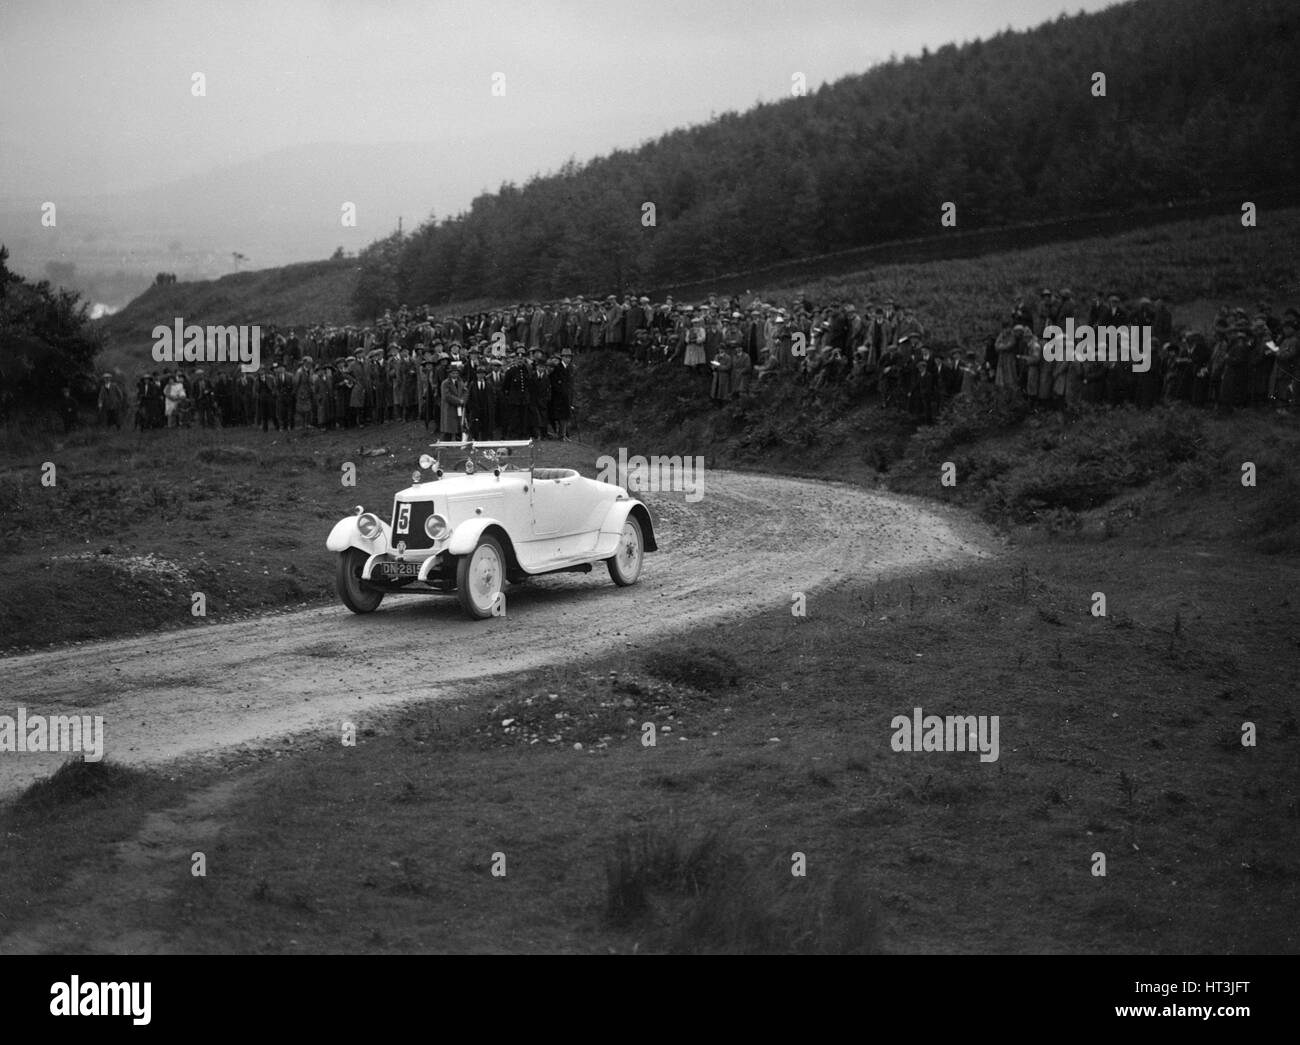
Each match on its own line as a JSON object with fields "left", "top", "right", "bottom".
{"left": 390, "top": 499, "right": 436, "bottom": 550}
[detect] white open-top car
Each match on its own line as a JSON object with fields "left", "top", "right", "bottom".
{"left": 326, "top": 440, "right": 657, "bottom": 619}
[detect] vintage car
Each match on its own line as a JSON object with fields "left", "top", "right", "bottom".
{"left": 326, "top": 440, "right": 657, "bottom": 619}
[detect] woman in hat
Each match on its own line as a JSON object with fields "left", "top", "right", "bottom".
{"left": 683, "top": 308, "right": 707, "bottom": 370}
{"left": 731, "top": 337, "right": 752, "bottom": 398}
{"left": 710, "top": 343, "right": 733, "bottom": 404}
{"left": 313, "top": 362, "right": 334, "bottom": 429}
{"left": 163, "top": 371, "right": 187, "bottom": 428}
{"left": 418, "top": 360, "right": 435, "bottom": 431}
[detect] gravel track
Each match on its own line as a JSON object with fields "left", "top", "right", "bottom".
{"left": 0, "top": 471, "right": 994, "bottom": 798}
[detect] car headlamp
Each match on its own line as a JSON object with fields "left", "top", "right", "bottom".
{"left": 424, "top": 514, "right": 450, "bottom": 540}
{"left": 357, "top": 512, "right": 382, "bottom": 540}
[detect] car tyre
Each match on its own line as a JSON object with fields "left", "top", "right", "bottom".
{"left": 607, "top": 516, "right": 644, "bottom": 587}
{"left": 336, "top": 548, "right": 384, "bottom": 613}
{"left": 456, "top": 534, "right": 506, "bottom": 619}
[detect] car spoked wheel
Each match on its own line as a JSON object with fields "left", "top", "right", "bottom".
{"left": 456, "top": 535, "right": 505, "bottom": 619}
{"left": 336, "top": 548, "right": 384, "bottom": 613}
{"left": 607, "top": 516, "right": 644, "bottom": 587}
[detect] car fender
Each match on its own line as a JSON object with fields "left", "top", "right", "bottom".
{"left": 595, "top": 499, "right": 658, "bottom": 557}
{"left": 326, "top": 515, "right": 391, "bottom": 555}
{"left": 444, "top": 517, "right": 510, "bottom": 557}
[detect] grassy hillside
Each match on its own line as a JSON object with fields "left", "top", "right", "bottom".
{"left": 757, "top": 208, "right": 1300, "bottom": 347}
{"left": 1, "top": 416, "right": 1295, "bottom": 953}
{"left": 95, "top": 257, "right": 360, "bottom": 376}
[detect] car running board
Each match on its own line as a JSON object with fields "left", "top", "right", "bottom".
{"left": 529, "top": 562, "right": 594, "bottom": 577}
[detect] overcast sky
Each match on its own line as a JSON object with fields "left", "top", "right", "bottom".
{"left": 1, "top": 0, "right": 1118, "bottom": 207}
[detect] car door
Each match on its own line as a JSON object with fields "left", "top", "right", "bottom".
{"left": 529, "top": 473, "right": 602, "bottom": 563}
{"left": 531, "top": 474, "right": 571, "bottom": 536}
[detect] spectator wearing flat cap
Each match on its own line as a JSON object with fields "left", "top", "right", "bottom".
{"left": 731, "top": 339, "right": 752, "bottom": 397}
{"left": 288, "top": 357, "right": 313, "bottom": 429}
{"left": 500, "top": 348, "right": 531, "bottom": 438}
{"left": 347, "top": 350, "right": 369, "bottom": 427}
{"left": 440, "top": 362, "right": 467, "bottom": 440}
{"left": 549, "top": 349, "right": 573, "bottom": 440}
{"left": 527, "top": 350, "right": 552, "bottom": 439}
{"left": 465, "top": 362, "right": 498, "bottom": 440}
{"left": 275, "top": 361, "right": 296, "bottom": 430}
{"left": 97, "top": 373, "right": 126, "bottom": 430}
{"left": 993, "top": 326, "right": 1022, "bottom": 400}
{"left": 367, "top": 349, "right": 388, "bottom": 423}
{"left": 392, "top": 345, "right": 413, "bottom": 421}
{"left": 528, "top": 305, "right": 545, "bottom": 351}
{"left": 603, "top": 296, "right": 625, "bottom": 352}
{"left": 1269, "top": 320, "right": 1297, "bottom": 408}
{"left": 417, "top": 360, "right": 436, "bottom": 430}
{"left": 625, "top": 296, "right": 649, "bottom": 345}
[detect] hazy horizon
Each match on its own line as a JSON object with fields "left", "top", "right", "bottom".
{"left": 0, "top": 0, "right": 1119, "bottom": 303}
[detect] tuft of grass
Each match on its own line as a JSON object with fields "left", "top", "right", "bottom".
{"left": 641, "top": 646, "right": 744, "bottom": 691}
{"left": 667, "top": 862, "right": 881, "bottom": 955}
{"left": 604, "top": 823, "right": 727, "bottom": 926}
{"left": 602, "top": 821, "right": 880, "bottom": 954}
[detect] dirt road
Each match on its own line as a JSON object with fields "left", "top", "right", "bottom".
{"left": 0, "top": 471, "right": 994, "bottom": 797}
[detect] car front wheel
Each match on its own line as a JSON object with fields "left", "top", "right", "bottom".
{"left": 456, "top": 535, "right": 505, "bottom": 619}
{"left": 336, "top": 548, "right": 384, "bottom": 613}
{"left": 607, "top": 516, "right": 644, "bottom": 587}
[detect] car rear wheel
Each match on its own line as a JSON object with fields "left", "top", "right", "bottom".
{"left": 456, "top": 535, "right": 505, "bottom": 619}
{"left": 607, "top": 516, "right": 644, "bottom": 587}
{"left": 336, "top": 548, "right": 384, "bottom": 613}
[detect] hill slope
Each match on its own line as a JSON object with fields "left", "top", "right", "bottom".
{"left": 372, "top": 0, "right": 1300, "bottom": 304}
{"left": 95, "top": 258, "right": 360, "bottom": 374}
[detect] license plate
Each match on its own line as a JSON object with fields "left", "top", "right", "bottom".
{"left": 379, "top": 561, "right": 421, "bottom": 579}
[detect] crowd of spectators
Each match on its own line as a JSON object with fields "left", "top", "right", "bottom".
{"left": 80, "top": 289, "right": 1299, "bottom": 436}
